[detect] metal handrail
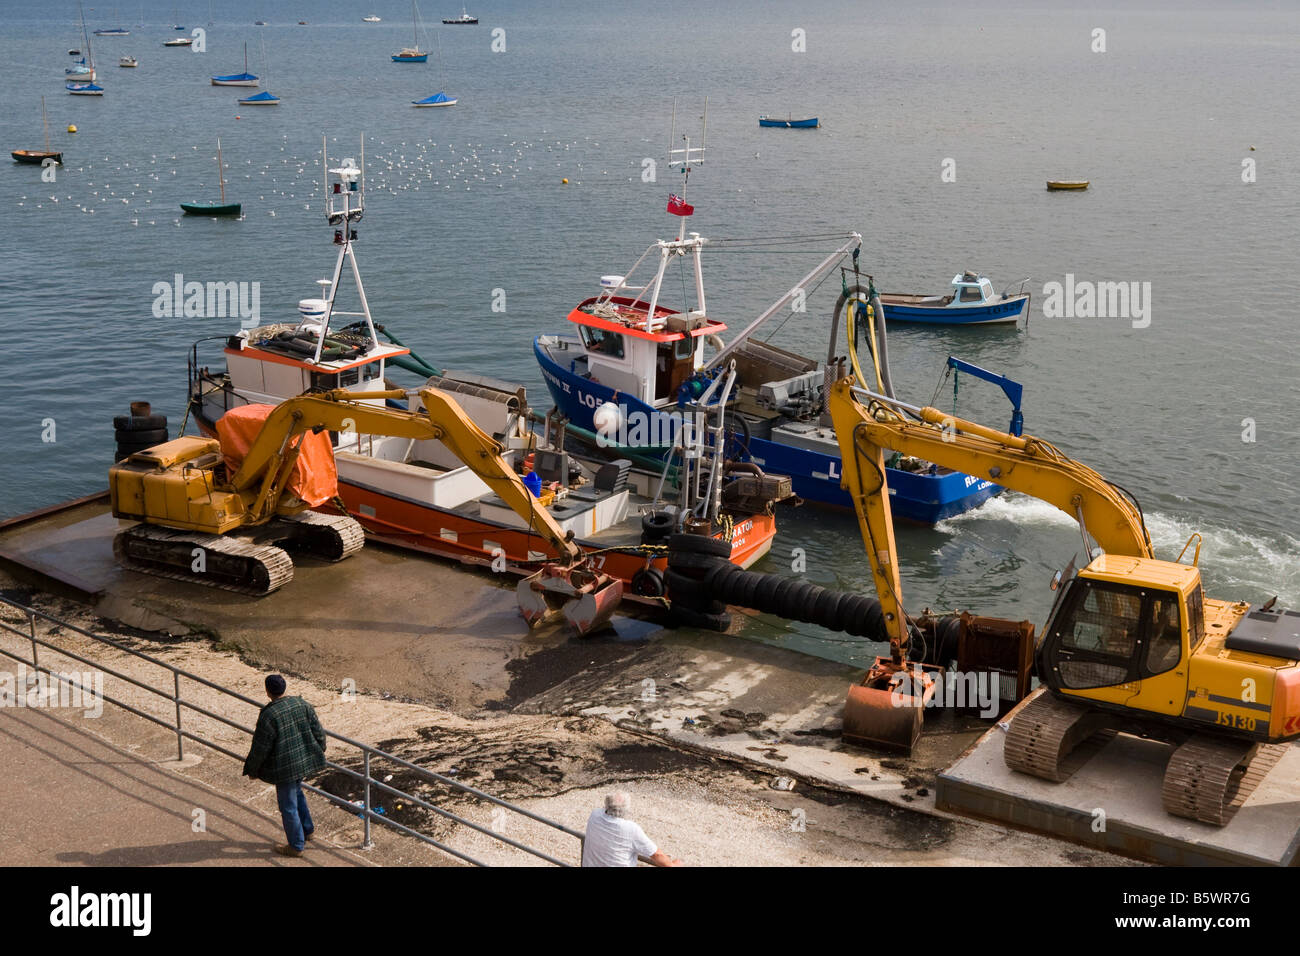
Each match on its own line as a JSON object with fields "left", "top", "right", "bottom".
{"left": 0, "top": 595, "right": 583, "bottom": 866}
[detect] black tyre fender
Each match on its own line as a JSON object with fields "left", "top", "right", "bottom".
{"left": 641, "top": 511, "right": 675, "bottom": 540}
{"left": 115, "top": 427, "right": 168, "bottom": 445}
{"left": 113, "top": 414, "right": 168, "bottom": 432}
{"left": 667, "top": 532, "right": 732, "bottom": 558}
{"left": 667, "top": 604, "right": 731, "bottom": 632}
{"left": 666, "top": 550, "right": 728, "bottom": 574}
{"left": 664, "top": 569, "right": 726, "bottom": 614}
{"left": 629, "top": 566, "right": 666, "bottom": 598}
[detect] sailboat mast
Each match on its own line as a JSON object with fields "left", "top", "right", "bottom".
{"left": 41, "top": 97, "right": 51, "bottom": 152}
{"left": 216, "top": 138, "right": 226, "bottom": 205}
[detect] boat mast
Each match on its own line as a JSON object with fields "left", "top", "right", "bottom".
{"left": 41, "top": 97, "right": 51, "bottom": 152}
{"left": 216, "top": 137, "right": 226, "bottom": 204}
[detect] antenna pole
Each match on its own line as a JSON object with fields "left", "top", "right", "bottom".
{"left": 216, "top": 137, "right": 226, "bottom": 204}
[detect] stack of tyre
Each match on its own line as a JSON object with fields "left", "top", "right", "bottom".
{"left": 114, "top": 403, "right": 168, "bottom": 462}
{"left": 664, "top": 533, "right": 732, "bottom": 631}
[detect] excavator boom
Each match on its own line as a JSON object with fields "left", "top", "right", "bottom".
{"left": 828, "top": 380, "right": 1153, "bottom": 560}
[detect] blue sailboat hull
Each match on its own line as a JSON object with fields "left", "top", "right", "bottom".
{"left": 393, "top": 53, "right": 429, "bottom": 62}
{"left": 533, "top": 337, "right": 998, "bottom": 522}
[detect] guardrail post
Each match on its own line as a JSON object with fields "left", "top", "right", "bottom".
{"left": 173, "top": 671, "right": 184, "bottom": 761}
{"left": 362, "top": 750, "right": 374, "bottom": 850}
{"left": 27, "top": 612, "right": 38, "bottom": 670}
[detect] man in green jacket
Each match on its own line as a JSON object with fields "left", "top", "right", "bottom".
{"left": 242, "top": 674, "right": 327, "bottom": 857}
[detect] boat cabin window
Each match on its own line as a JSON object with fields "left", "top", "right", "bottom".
{"left": 579, "top": 326, "right": 625, "bottom": 360}
{"left": 959, "top": 284, "right": 983, "bottom": 303}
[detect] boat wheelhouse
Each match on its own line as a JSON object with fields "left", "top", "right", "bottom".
{"left": 879, "top": 272, "right": 1030, "bottom": 326}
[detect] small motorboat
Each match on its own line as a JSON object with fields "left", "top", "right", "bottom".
{"left": 442, "top": 7, "right": 477, "bottom": 23}
{"left": 1047, "top": 180, "right": 1089, "bottom": 190}
{"left": 119, "top": 55, "right": 138, "bottom": 67}
{"left": 758, "top": 115, "right": 819, "bottom": 128}
{"left": 68, "top": 48, "right": 81, "bottom": 55}
{"left": 879, "top": 272, "right": 1031, "bottom": 326}
{"left": 164, "top": 36, "right": 192, "bottom": 46}
{"left": 362, "top": 14, "right": 382, "bottom": 22}
{"left": 67, "top": 82, "right": 105, "bottom": 95}
{"left": 412, "top": 91, "right": 456, "bottom": 107}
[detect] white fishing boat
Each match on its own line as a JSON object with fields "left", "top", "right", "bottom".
{"left": 119, "top": 55, "right": 138, "bottom": 67}
{"left": 164, "top": 36, "right": 193, "bottom": 46}
{"left": 362, "top": 14, "right": 381, "bottom": 22}
{"left": 184, "top": 139, "right": 787, "bottom": 599}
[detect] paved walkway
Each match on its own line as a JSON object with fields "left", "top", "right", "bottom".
{"left": 0, "top": 706, "right": 373, "bottom": 867}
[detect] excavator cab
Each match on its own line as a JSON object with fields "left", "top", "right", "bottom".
{"left": 1037, "top": 558, "right": 1200, "bottom": 712}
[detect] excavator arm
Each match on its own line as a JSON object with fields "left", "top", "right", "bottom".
{"left": 825, "top": 375, "right": 1152, "bottom": 751}
{"left": 827, "top": 377, "right": 1153, "bottom": 562}
{"left": 228, "top": 387, "right": 585, "bottom": 564}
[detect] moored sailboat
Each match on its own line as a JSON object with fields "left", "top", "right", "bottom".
{"left": 210, "top": 41, "right": 258, "bottom": 86}
{"left": 12, "top": 97, "right": 63, "bottom": 166}
{"left": 180, "top": 137, "right": 241, "bottom": 216}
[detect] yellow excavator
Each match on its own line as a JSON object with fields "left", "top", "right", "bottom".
{"left": 827, "top": 375, "right": 1300, "bottom": 825}
{"left": 109, "top": 387, "right": 623, "bottom": 634}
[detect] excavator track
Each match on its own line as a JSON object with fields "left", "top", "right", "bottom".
{"left": 1003, "top": 693, "right": 1117, "bottom": 782}
{"left": 271, "top": 512, "right": 366, "bottom": 562}
{"left": 1161, "top": 735, "right": 1288, "bottom": 826}
{"left": 114, "top": 525, "right": 295, "bottom": 596}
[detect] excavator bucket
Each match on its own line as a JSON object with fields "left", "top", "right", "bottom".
{"left": 516, "top": 563, "right": 623, "bottom": 636}
{"left": 842, "top": 661, "right": 938, "bottom": 753}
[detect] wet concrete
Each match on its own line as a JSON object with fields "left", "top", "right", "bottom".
{"left": 0, "top": 498, "right": 1132, "bottom": 864}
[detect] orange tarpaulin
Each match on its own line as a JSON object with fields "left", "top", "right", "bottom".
{"left": 215, "top": 404, "right": 339, "bottom": 508}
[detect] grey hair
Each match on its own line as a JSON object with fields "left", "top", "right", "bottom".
{"left": 604, "top": 791, "right": 631, "bottom": 818}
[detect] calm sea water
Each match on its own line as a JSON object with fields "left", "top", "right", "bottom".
{"left": 2, "top": 0, "right": 1296, "bottom": 665}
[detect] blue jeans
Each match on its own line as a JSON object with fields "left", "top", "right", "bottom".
{"left": 275, "top": 780, "right": 314, "bottom": 851}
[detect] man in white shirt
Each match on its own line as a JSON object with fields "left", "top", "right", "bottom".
{"left": 581, "top": 791, "right": 682, "bottom": 867}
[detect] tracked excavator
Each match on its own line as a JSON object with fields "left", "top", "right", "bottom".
{"left": 827, "top": 375, "right": 1300, "bottom": 824}
{"left": 109, "top": 387, "right": 623, "bottom": 634}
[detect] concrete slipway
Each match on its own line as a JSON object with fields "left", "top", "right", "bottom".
{"left": 1, "top": 495, "right": 1295, "bottom": 865}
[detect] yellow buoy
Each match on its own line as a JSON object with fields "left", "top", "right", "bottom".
{"left": 67, "top": 124, "right": 78, "bottom": 133}
{"left": 561, "top": 178, "right": 568, "bottom": 184}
